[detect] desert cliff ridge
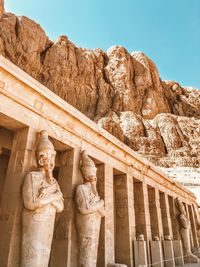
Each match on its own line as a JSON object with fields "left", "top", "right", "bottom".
{"left": 0, "top": 11, "right": 200, "bottom": 169}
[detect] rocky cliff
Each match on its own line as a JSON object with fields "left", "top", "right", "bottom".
{"left": 0, "top": 11, "right": 200, "bottom": 168}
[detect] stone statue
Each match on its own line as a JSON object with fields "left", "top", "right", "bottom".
{"left": 21, "top": 130, "right": 64, "bottom": 267}
{"left": 175, "top": 198, "right": 199, "bottom": 263}
{"left": 75, "top": 150, "right": 105, "bottom": 267}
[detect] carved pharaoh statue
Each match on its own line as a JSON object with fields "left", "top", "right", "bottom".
{"left": 21, "top": 130, "right": 64, "bottom": 267}
{"left": 75, "top": 150, "right": 105, "bottom": 267}
{"left": 175, "top": 198, "right": 199, "bottom": 263}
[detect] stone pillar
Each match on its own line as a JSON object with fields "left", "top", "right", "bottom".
{"left": 193, "top": 204, "right": 200, "bottom": 247}
{"left": 159, "top": 192, "right": 173, "bottom": 238}
{"left": 148, "top": 186, "right": 163, "bottom": 239}
{"left": 168, "top": 196, "right": 179, "bottom": 240}
{"left": 97, "top": 164, "right": 115, "bottom": 267}
{"left": 188, "top": 204, "right": 199, "bottom": 252}
{"left": 113, "top": 173, "right": 134, "bottom": 267}
{"left": 133, "top": 179, "right": 151, "bottom": 263}
{"left": 49, "top": 147, "right": 81, "bottom": 267}
{"left": 0, "top": 127, "right": 37, "bottom": 267}
{"left": 185, "top": 204, "right": 194, "bottom": 248}
{"left": 133, "top": 180, "right": 151, "bottom": 241}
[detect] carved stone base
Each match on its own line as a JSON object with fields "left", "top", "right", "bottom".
{"left": 150, "top": 241, "right": 164, "bottom": 267}
{"left": 134, "top": 240, "right": 148, "bottom": 267}
{"left": 184, "top": 253, "right": 199, "bottom": 264}
{"left": 192, "top": 247, "right": 200, "bottom": 259}
{"left": 163, "top": 240, "right": 175, "bottom": 267}
{"left": 173, "top": 240, "right": 184, "bottom": 266}
{"left": 107, "top": 264, "right": 127, "bottom": 267}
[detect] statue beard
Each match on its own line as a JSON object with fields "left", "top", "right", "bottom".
{"left": 38, "top": 158, "right": 54, "bottom": 184}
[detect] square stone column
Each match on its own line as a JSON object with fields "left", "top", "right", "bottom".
{"left": 184, "top": 204, "right": 194, "bottom": 248}
{"left": 97, "top": 164, "right": 115, "bottom": 267}
{"left": 192, "top": 204, "right": 200, "bottom": 249}
{"left": 159, "top": 192, "right": 173, "bottom": 238}
{"left": 133, "top": 180, "right": 152, "bottom": 240}
{"left": 150, "top": 241, "right": 164, "bottom": 267}
{"left": 163, "top": 240, "right": 175, "bottom": 267}
{"left": 49, "top": 147, "right": 81, "bottom": 267}
{"left": 0, "top": 127, "right": 37, "bottom": 267}
{"left": 134, "top": 240, "right": 148, "bottom": 267}
{"left": 113, "top": 173, "right": 135, "bottom": 267}
{"left": 133, "top": 180, "right": 151, "bottom": 264}
{"left": 188, "top": 204, "right": 199, "bottom": 252}
{"left": 168, "top": 196, "right": 179, "bottom": 240}
{"left": 148, "top": 187, "right": 163, "bottom": 239}
{"left": 173, "top": 240, "right": 184, "bottom": 266}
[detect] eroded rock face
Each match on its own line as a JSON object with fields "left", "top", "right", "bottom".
{"left": 0, "top": 11, "right": 200, "bottom": 168}
{"left": 0, "top": 0, "right": 4, "bottom": 19}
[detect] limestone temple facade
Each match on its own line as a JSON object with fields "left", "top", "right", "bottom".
{"left": 0, "top": 56, "right": 200, "bottom": 267}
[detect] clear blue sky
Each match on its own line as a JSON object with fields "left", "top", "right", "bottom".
{"left": 5, "top": 0, "right": 200, "bottom": 88}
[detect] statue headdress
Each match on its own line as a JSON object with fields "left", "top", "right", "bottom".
{"left": 175, "top": 197, "right": 185, "bottom": 214}
{"left": 36, "top": 130, "right": 55, "bottom": 153}
{"left": 80, "top": 150, "right": 97, "bottom": 178}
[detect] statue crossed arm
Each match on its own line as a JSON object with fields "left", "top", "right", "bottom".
{"left": 76, "top": 184, "right": 105, "bottom": 216}
{"left": 23, "top": 172, "right": 63, "bottom": 212}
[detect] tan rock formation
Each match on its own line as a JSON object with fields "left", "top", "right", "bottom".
{"left": 0, "top": 12, "right": 200, "bottom": 170}
{"left": 0, "top": 0, "right": 4, "bottom": 19}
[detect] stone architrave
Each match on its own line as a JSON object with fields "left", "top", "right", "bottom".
{"left": 21, "top": 130, "right": 64, "bottom": 267}
{"left": 75, "top": 150, "right": 105, "bottom": 267}
{"left": 175, "top": 198, "right": 199, "bottom": 263}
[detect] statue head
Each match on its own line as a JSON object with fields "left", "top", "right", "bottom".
{"left": 80, "top": 150, "right": 97, "bottom": 183}
{"left": 164, "top": 235, "right": 172, "bottom": 241}
{"left": 153, "top": 236, "right": 160, "bottom": 241}
{"left": 137, "top": 234, "right": 144, "bottom": 241}
{"left": 36, "top": 130, "right": 56, "bottom": 172}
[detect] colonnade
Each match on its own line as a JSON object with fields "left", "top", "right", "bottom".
{"left": 0, "top": 126, "right": 199, "bottom": 267}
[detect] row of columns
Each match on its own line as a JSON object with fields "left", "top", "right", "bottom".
{"left": 0, "top": 127, "right": 199, "bottom": 267}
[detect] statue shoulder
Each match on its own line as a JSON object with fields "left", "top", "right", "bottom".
{"left": 23, "top": 171, "right": 43, "bottom": 186}
{"left": 25, "top": 171, "right": 43, "bottom": 179}
{"left": 76, "top": 184, "right": 89, "bottom": 199}
{"left": 76, "top": 183, "right": 89, "bottom": 193}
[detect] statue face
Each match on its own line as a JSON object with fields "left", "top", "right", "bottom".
{"left": 37, "top": 149, "right": 56, "bottom": 170}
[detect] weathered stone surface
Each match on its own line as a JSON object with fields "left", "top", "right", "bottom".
{"left": 0, "top": 12, "right": 200, "bottom": 171}
{"left": 175, "top": 198, "right": 199, "bottom": 264}
{"left": 76, "top": 150, "right": 105, "bottom": 267}
{"left": 0, "top": 0, "right": 4, "bottom": 19}
{"left": 21, "top": 130, "right": 64, "bottom": 267}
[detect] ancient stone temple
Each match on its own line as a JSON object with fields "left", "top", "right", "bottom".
{"left": 0, "top": 1, "right": 200, "bottom": 266}
{"left": 0, "top": 55, "right": 200, "bottom": 267}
